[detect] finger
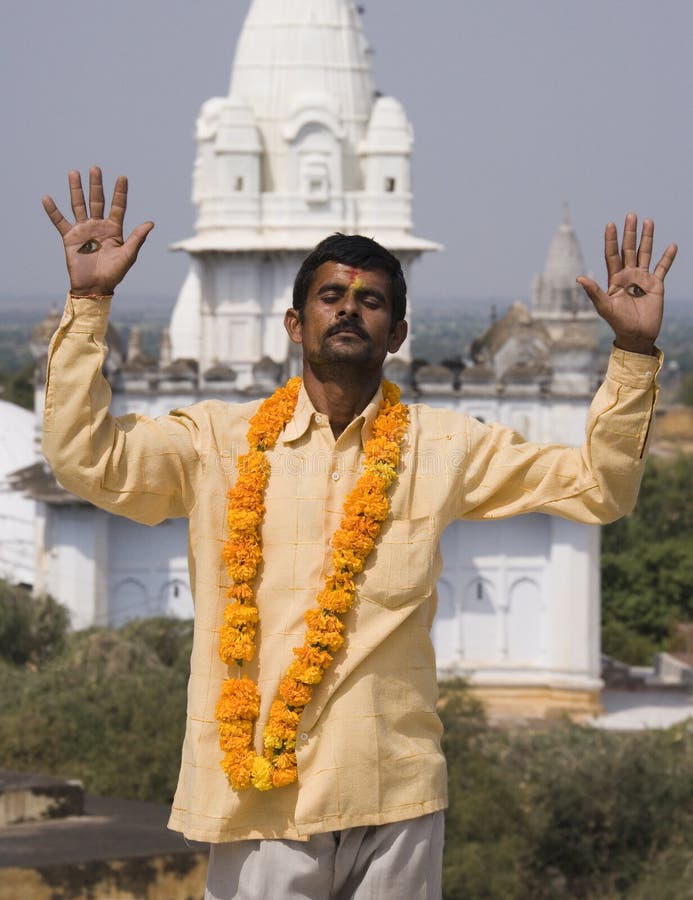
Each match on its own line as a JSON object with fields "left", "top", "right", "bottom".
{"left": 123, "top": 220, "right": 155, "bottom": 260}
{"left": 41, "top": 195, "right": 72, "bottom": 237}
{"left": 88, "top": 166, "right": 105, "bottom": 219}
{"left": 604, "top": 222, "right": 622, "bottom": 280}
{"left": 653, "top": 243, "right": 678, "bottom": 281}
{"left": 68, "top": 170, "right": 88, "bottom": 222}
{"left": 576, "top": 276, "right": 609, "bottom": 317}
{"left": 637, "top": 218, "right": 654, "bottom": 270}
{"left": 108, "top": 175, "right": 128, "bottom": 226}
{"left": 621, "top": 212, "right": 638, "bottom": 268}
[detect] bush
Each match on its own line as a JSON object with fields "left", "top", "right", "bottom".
{"left": 0, "top": 618, "right": 192, "bottom": 802}
{"left": 0, "top": 581, "right": 70, "bottom": 666}
{"left": 439, "top": 683, "right": 693, "bottom": 898}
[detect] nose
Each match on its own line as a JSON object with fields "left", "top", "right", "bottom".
{"left": 336, "top": 289, "right": 360, "bottom": 318}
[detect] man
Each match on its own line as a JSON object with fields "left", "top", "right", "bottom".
{"left": 42, "top": 168, "right": 676, "bottom": 899}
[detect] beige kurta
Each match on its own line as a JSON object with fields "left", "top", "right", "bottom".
{"left": 42, "top": 294, "right": 660, "bottom": 842}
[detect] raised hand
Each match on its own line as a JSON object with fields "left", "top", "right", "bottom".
{"left": 577, "top": 213, "right": 677, "bottom": 356}
{"left": 42, "top": 167, "right": 154, "bottom": 297}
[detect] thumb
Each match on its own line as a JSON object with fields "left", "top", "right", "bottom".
{"left": 576, "top": 276, "right": 608, "bottom": 317}
{"left": 124, "top": 221, "right": 155, "bottom": 258}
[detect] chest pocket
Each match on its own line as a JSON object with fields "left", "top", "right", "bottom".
{"left": 358, "top": 515, "right": 436, "bottom": 609}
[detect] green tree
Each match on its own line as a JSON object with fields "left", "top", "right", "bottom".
{"left": 601, "top": 455, "right": 693, "bottom": 663}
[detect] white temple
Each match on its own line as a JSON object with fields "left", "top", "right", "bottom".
{"left": 168, "top": 0, "right": 437, "bottom": 380}
{"left": 13, "top": 0, "right": 607, "bottom": 719}
{"left": 0, "top": 400, "right": 35, "bottom": 587}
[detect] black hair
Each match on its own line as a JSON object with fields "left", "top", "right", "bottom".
{"left": 292, "top": 234, "right": 407, "bottom": 325}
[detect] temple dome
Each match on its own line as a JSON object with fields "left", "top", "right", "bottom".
{"left": 228, "top": 0, "right": 375, "bottom": 191}
{"left": 543, "top": 207, "right": 585, "bottom": 291}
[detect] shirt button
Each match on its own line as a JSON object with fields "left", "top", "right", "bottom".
{"left": 331, "top": 471, "right": 340, "bottom": 482}
{"left": 314, "top": 413, "right": 323, "bottom": 424}
{"left": 299, "top": 732, "right": 309, "bottom": 741}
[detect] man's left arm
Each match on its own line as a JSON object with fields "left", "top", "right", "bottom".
{"left": 454, "top": 214, "right": 677, "bottom": 525}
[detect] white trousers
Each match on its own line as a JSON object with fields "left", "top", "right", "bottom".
{"left": 204, "top": 811, "right": 444, "bottom": 900}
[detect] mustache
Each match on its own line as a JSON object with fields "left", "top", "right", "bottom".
{"left": 324, "top": 321, "right": 370, "bottom": 340}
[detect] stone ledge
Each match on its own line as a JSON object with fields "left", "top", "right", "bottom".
{"left": 0, "top": 770, "right": 84, "bottom": 826}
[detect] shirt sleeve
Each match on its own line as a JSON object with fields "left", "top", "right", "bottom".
{"left": 42, "top": 294, "right": 204, "bottom": 525}
{"left": 455, "top": 347, "right": 660, "bottom": 524}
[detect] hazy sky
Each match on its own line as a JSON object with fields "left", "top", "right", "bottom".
{"left": 2, "top": 0, "right": 690, "bottom": 311}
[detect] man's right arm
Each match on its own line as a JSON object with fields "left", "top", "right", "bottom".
{"left": 41, "top": 168, "right": 200, "bottom": 524}
{"left": 42, "top": 292, "right": 202, "bottom": 525}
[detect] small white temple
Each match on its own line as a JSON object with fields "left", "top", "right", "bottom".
{"left": 17, "top": 0, "right": 607, "bottom": 719}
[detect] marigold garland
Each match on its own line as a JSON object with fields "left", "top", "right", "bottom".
{"left": 216, "top": 377, "right": 408, "bottom": 791}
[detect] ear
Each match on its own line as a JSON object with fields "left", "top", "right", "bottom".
{"left": 284, "top": 308, "right": 303, "bottom": 345}
{"left": 387, "top": 319, "right": 408, "bottom": 354}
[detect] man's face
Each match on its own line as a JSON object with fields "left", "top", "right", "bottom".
{"left": 285, "top": 262, "right": 407, "bottom": 374}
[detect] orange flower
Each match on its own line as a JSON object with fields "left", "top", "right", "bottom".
{"left": 293, "top": 645, "right": 333, "bottom": 671}
{"left": 226, "top": 583, "right": 254, "bottom": 603}
{"left": 218, "top": 626, "right": 256, "bottom": 663}
{"left": 221, "top": 749, "right": 254, "bottom": 790}
{"left": 343, "top": 472, "right": 390, "bottom": 521}
{"left": 222, "top": 535, "right": 262, "bottom": 582}
{"left": 227, "top": 508, "right": 263, "bottom": 534}
{"left": 332, "top": 547, "right": 366, "bottom": 574}
{"left": 227, "top": 482, "right": 265, "bottom": 514}
{"left": 279, "top": 675, "right": 313, "bottom": 708}
{"left": 216, "top": 378, "right": 408, "bottom": 793}
{"left": 216, "top": 677, "right": 260, "bottom": 722}
{"left": 223, "top": 603, "right": 259, "bottom": 628}
{"left": 272, "top": 766, "right": 298, "bottom": 788}
{"left": 317, "top": 580, "right": 354, "bottom": 614}
{"left": 218, "top": 720, "right": 253, "bottom": 741}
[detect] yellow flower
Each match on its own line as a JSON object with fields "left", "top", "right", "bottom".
{"left": 287, "top": 659, "right": 324, "bottom": 685}
{"left": 251, "top": 755, "right": 274, "bottom": 791}
{"left": 263, "top": 703, "right": 299, "bottom": 750}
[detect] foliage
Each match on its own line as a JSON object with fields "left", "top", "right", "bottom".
{"left": 0, "top": 581, "right": 70, "bottom": 666}
{"left": 1, "top": 638, "right": 692, "bottom": 897}
{"left": 681, "top": 372, "right": 693, "bottom": 408}
{"left": 0, "top": 616, "right": 192, "bottom": 802}
{"left": 601, "top": 454, "right": 693, "bottom": 663}
{"left": 0, "top": 361, "right": 34, "bottom": 409}
{"left": 439, "top": 684, "right": 693, "bottom": 899}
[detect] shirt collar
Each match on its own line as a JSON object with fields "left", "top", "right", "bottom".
{"left": 280, "top": 382, "right": 384, "bottom": 446}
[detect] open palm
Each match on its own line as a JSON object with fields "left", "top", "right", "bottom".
{"left": 42, "top": 167, "right": 154, "bottom": 296}
{"left": 577, "top": 214, "right": 677, "bottom": 356}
